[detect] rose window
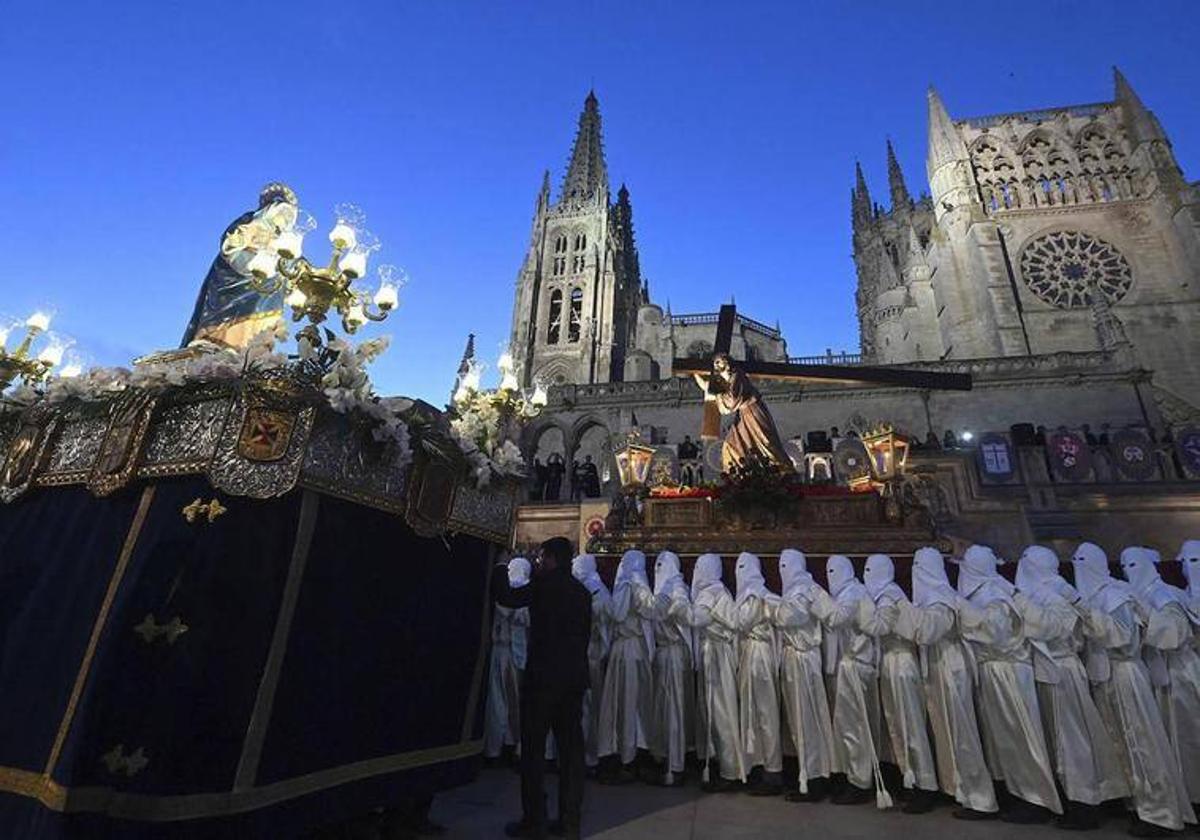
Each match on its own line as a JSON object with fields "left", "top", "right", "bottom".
{"left": 1019, "top": 231, "right": 1133, "bottom": 308}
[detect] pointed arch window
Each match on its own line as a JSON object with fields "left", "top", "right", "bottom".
{"left": 568, "top": 287, "right": 583, "bottom": 343}
{"left": 547, "top": 290, "right": 563, "bottom": 344}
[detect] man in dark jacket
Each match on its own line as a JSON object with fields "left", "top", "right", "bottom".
{"left": 493, "top": 537, "right": 591, "bottom": 840}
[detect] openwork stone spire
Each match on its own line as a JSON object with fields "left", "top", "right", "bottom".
{"left": 561, "top": 91, "right": 609, "bottom": 202}
{"left": 926, "top": 86, "right": 968, "bottom": 171}
{"left": 852, "top": 162, "right": 873, "bottom": 228}
{"left": 887, "top": 139, "right": 911, "bottom": 210}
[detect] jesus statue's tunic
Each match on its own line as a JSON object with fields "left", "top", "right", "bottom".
{"left": 713, "top": 368, "right": 793, "bottom": 472}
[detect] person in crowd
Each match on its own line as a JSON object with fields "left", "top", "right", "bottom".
{"left": 571, "top": 554, "right": 612, "bottom": 772}
{"left": 1014, "top": 545, "right": 1127, "bottom": 829}
{"left": 581, "top": 455, "right": 601, "bottom": 497}
{"left": 678, "top": 435, "right": 700, "bottom": 461}
{"left": 545, "top": 453, "right": 566, "bottom": 501}
{"left": 1083, "top": 424, "right": 1099, "bottom": 446}
{"left": 864, "top": 553, "right": 940, "bottom": 813}
{"left": 774, "top": 549, "right": 836, "bottom": 802}
{"left": 531, "top": 460, "right": 546, "bottom": 502}
{"left": 1074, "top": 543, "right": 1195, "bottom": 836}
{"left": 648, "top": 551, "right": 694, "bottom": 786}
{"left": 924, "top": 430, "right": 941, "bottom": 450}
{"left": 690, "top": 553, "right": 745, "bottom": 792}
{"left": 1120, "top": 546, "right": 1200, "bottom": 811}
{"left": 485, "top": 556, "right": 530, "bottom": 764}
{"left": 1098, "top": 423, "right": 1112, "bottom": 446}
{"left": 823, "top": 555, "right": 887, "bottom": 806}
{"left": 957, "top": 544, "right": 1063, "bottom": 823}
{"left": 492, "top": 539, "right": 591, "bottom": 840}
{"left": 597, "top": 550, "right": 656, "bottom": 784}
{"left": 734, "top": 552, "right": 783, "bottom": 795}
{"left": 905, "top": 547, "right": 998, "bottom": 820}
{"left": 942, "top": 429, "right": 957, "bottom": 450}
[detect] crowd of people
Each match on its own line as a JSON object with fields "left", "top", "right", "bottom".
{"left": 486, "top": 539, "right": 1200, "bottom": 838}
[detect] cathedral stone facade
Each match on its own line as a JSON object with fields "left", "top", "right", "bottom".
{"left": 504, "top": 76, "right": 1200, "bottom": 555}
{"left": 853, "top": 69, "right": 1200, "bottom": 405}
{"left": 509, "top": 93, "right": 786, "bottom": 391}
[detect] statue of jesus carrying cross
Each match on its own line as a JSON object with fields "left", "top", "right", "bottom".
{"left": 674, "top": 304, "right": 973, "bottom": 477}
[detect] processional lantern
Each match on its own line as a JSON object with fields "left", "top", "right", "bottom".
{"left": 862, "top": 424, "right": 910, "bottom": 483}
{"left": 614, "top": 431, "right": 656, "bottom": 489}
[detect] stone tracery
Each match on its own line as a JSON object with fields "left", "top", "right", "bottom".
{"left": 1019, "top": 230, "right": 1133, "bottom": 309}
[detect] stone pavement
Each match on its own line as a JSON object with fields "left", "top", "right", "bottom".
{"left": 430, "top": 769, "right": 1133, "bottom": 839}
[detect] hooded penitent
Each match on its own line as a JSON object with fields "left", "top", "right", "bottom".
{"left": 912, "top": 547, "right": 957, "bottom": 609}
{"left": 692, "top": 553, "right": 726, "bottom": 604}
{"left": 1015, "top": 545, "right": 1074, "bottom": 605}
{"left": 572, "top": 553, "right": 606, "bottom": 594}
{"left": 826, "top": 554, "right": 864, "bottom": 601}
{"left": 1178, "top": 540, "right": 1200, "bottom": 601}
{"left": 864, "top": 553, "right": 906, "bottom": 605}
{"left": 1071, "top": 543, "right": 1133, "bottom": 614}
{"left": 654, "top": 551, "right": 687, "bottom": 599}
{"left": 957, "top": 545, "right": 1014, "bottom": 606}
{"left": 735, "top": 552, "right": 771, "bottom": 606}
{"left": 779, "top": 549, "right": 819, "bottom": 602}
{"left": 615, "top": 549, "right": 649, "bottom": 590}
{"left": 508, "top": 556, "right": 532, "bottom": 588}
{"left": 1120, "top": 546, "right": 1191, "bottom": 613}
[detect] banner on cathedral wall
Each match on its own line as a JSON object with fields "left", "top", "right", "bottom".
{"left": 1175, "top": 426, "right": 1200, "bottom": 479}
{"left": 1110, "top": 429, "right": 1157, "bottom": 481}
{"left": 1046, "top": 430, "right": 1092, "bottom": 482}
{"left": 976, "top": 432, "right": 1016, "bottom": 482}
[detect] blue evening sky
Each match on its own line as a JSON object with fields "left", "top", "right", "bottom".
{"left": 3, "top": 1, "right": 1198, "bottom": 403}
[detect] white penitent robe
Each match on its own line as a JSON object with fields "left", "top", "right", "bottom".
{"left": 1015, "top": 546, "right": 1128, "bottom": 807}
{"left": 774, "top": 550, "right": 836, "bottom": 791}
{"left": 865, "top": 554, "right": 938, "bottom": 793}
{"left": 484, "top": 604, "right": 522, "bottom": 757}
{"left": 650, "top": 552, "right": 695, "bottom": 778}
{"left": 485, "top": 557, "right": 532, "bottom": 758}
{"left": 822, "top": 555, "right": 882, "bottom": 791}
{"left": 1122, "top": 546, "right": 1200, "bottom": 805}
{"left": 691, "top": 554, "right": 745, "bottom": 783}
{"left": 572, "top": 554, "right": 612, "bottom": 768}
{"left": 957, "top": 545, "right": 1063, "bottom": 814}
{"left": 1074, "top": 543, "right": 1194, "bottom": 831}
{"left": 734, "top": 552, "right": 783, "bottom": 774}
{"left": 907, "top": 548, "right": 998, "bottom": 813}
{"left": 597, "top": 550, "right": 656, "bottom": 765}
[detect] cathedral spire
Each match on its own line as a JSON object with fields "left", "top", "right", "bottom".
{"left": 926, "top": 86, "right": 968, "bottom": 173}
{"left": 560, "top": 91, "right": 609, "bottom": 203}
{"left": 451, "top": 333, "right": 476, "bottom": 403}
{"left": 852, "top": 162, "right": 873, "bottom": 228}
{"left": 886, "top": 139, "right": 911, "bottom": 210}
{"left": 1113, "top": 67, "right": 1165, "bottom": 145}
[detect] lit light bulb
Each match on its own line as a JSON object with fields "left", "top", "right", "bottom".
{"left": 339, "top": 251, "right": 367, "bottom": 279}
{"left": 274, "top": 229, "right": 304, "bottom": 260}
{"left": 59, "top": 364, "right": 82, "bottom": 378}
{"left": 961, "top": 431, "right": 975, "bottom": 443}
{"left": 262, "top": 200, "right": 298, "bottom": 232}
{"left": 329, "top": 222, "right": 357, "bottom": 251}
{"left": 531, "top": 383, "right": 548, "bottom": 407}
{"left": 38, "top": 343, "right": 65, "bottom": 366}
{"left": 374, "top": 282, "right": 398, "bottom": 310}
{"left": 453, "top": 384, "right": 471, "bottom": 404}
{"left": 497, "top": 350, "right": 514, "bottom": 372}
{"left": 247, "top": 249, "right": 279, "bottom": 278}
{"left": 346, "top": 303, "right": 367, "bottom": 328}
{"left": 500, "top": 370, "right": 519, "bottom": 392}
{"left": 329, "top": 202, "right": 366, "bottom": 250}
{"left": 285, "top": 287, "right": 308, "bottom": 309}
{"left": 26, "top": 312, "right": 51, "bottom": 332}
{"left": 0, "top": 324, "right": 10, "bottom": 349}
{"left": 462, "top": 363, "right": 482, "bottom": 392}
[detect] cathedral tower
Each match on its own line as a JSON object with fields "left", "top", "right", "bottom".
{"left": 855, "top": 71, "right": 1200, "bottom": 403}
{"left": 509, "top": 93, "right": 644, "bottom": 387}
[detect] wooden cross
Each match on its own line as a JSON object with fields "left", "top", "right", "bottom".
{"left": 672, "top": 304, "right": 972, "bottom": 440}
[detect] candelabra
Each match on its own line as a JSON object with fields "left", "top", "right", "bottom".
{"left": 0, "top": 312, "right": 74, "bottom": 390}
{"left": 452, "top": 348, "right": 548, "bottom": 418}
{"left": 236, "top": 201, "right": 404, "bottom": 342}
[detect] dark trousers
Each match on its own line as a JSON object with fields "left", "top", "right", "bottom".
{"left": 520, "top": 687, "right": 585, "bottom": 832}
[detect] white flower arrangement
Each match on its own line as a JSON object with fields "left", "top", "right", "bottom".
{"left": 448, "top": 389, "right": 529, "bottom": 488}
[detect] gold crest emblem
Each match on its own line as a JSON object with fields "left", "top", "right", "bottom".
{"left": 1, "top": 425, "right": 43, "bottom": 489}
{"left": 237, "top": 407, "right": 295, "bottom": 462}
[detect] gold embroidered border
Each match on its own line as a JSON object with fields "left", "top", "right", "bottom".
{"left": 44, "top": 485, "right": 157, "bottom": 775}
{"left": 0, "top": 739, "right": 482, "bottom": 821}
{"left": 233, "top": 489, "right": 320, "bottom": 791}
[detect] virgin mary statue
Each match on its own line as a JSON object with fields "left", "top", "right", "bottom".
{"left": 694, "top": 354, "right": 794, "bottom": 474}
